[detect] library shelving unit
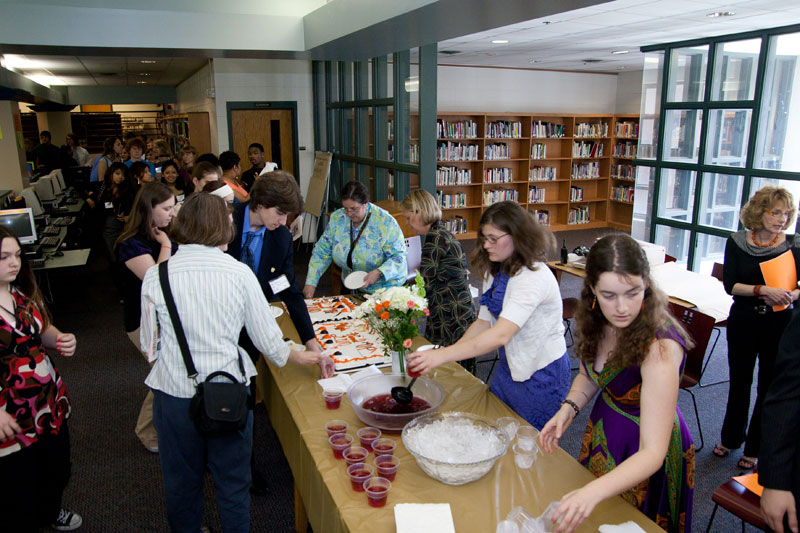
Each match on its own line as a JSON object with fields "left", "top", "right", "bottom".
{"left": 435, "top": 112, "right": 626, "bottom": 237}
{"left": 608, "top": 114, "right": 640, "bottom": 232}
{"left": 158, "top": 112, "right": 211, "bottom": 155}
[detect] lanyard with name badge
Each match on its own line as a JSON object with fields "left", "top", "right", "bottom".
{"left": 347, "top": 208, "right": 372, "bottom": 270}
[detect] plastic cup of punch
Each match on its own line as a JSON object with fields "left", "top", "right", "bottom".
{"left": 323, "top": 390, "right": 343, "bottom": 409}
{"left": 325, "top": 420, "right": 349, "bottom": 437}
{"left": 516, "top": 425, "right": 537, "bottom": 451}
{"left": 363, "top": 476, "right": 391, "bottom": 507}
{"left": 328, "top": 433, "right": 354, "bottom": 459}
{"left": 374, "top": 454, "right": 399, "bottom": 481}
{"left": 343, "top": 446, "right": 370, "bottom": 466}
{"left": 346, "top": 462, "right": 374, "bottom": 492}
{"left": 371, "top": 437, "right": 396, "bottom": 456}
{"left": 512, "top": 443, "right": 539, "bottom": 469}
{"left": 357, "top": 427, "right": 381, "bottom": 451}
{"left": 496, "top": 417, "right": 520, "bottom": 440}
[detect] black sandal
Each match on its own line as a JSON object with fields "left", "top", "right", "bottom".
{"left": 737, "top": 457, "right": 757, "bottom": 469}
{"left": 712, "top": 444, "right": 730, "bottom": 457}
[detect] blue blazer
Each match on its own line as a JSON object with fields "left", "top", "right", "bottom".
{"left": 228, "top": 202, "right": 315, "bottom": 344}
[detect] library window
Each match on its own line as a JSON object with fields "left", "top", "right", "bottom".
{"left": 641, "top": 24, "right": 800, "bottom": 271}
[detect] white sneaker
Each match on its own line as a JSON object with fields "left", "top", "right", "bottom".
{"left": 145, "top": 445, "right": 159, "bottom": 453}
{"left": 52, "top": 508, "right": 82, "bottom": 531}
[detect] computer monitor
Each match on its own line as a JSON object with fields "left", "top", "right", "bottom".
{"left": 34, "top": 176, "right": 56, "bottom": 202}
{"left": 0, "top": 208, "right": 37, "bottom": 245}
{"left": 53, "top": 169, "right": 66, "bottom": 193}
{"left": 19, "top": 188, "right": 44, "bottom": 217}
{"left": 25, "top": 162, "right": 34, "bottom": 180}
{"left": 50, "top": 172, "right": 63, "bottom": 196}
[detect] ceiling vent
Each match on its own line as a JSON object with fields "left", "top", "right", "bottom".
{"left": 439, "top": 50, "right": 461, "bottom": 55}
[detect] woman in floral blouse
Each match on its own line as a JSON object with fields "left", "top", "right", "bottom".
{"left": 0, "top": 226, "right": 81, "bottom": 531}
{"left": 400, "top": 190, "right": 477, "bottom": 372}
{"left": 304, "top": 181, "right": 407, "bottom": 297}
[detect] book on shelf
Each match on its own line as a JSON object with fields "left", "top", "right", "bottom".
{"left": 443, "top": 216, "right": 468, "bottom": 235}
{"left": 437, "top": 141, "right": 480, "bottom": 161}
{"left": 611, "top": 164, "right": 636, "bottom": 180}
{"left": 613, "top": 141, "right": 637, "bottom": 158}
{"left": 575, "top": 122, "right": 609, "bottom": 138}
{"left": 437, "top": 166, "right": 472, "bottom": 186}
{"left": 568, "top": 205, "right": 590, "bottom": 225}
{"left": 570, "top": 186, "right": 584, "bottom": 202}
{"left": 529, "top": 166, "right": 557, "bottom": 181}
{"left": 484, "top": 167, "right": 513, "bottom": 183}
{"left": 612, "top": 185, "right": 635, "bottom": 203}
{"left": 485, "top": 142, "right": 510, "bottom": 160}
{"left": 483, "top": 188, "right": 518, "bottom": 206}
{"left": 532, "top": 121, "right": 566, "bottom": 138}
{"left": 531, "top": 143, "right": 547, "bottom": 160}
{"left": 614, "top": 121, "right": 639, "bottom": 138}
{"left": 486, "top": 121, "right": 523, "bottom": 139}
{"left": 529, "top": 186, "right": 546, "bottom": 203}
{"left": 530, "top": 209, "right": 550, "bottom": 226}
{"left": 572, "top": 141, "right": 604, "bottom": 158}
{"left": 571, "top": 162, "right": 599, "bottom": 180}
{"left": 437, "top": 191, "right": 467, "bottom": 209}
{"left": 437, "top": 119, "right": 477, "bottom": 139}
{"left": 388, "top": 120, "right": 394, "bottom": 140}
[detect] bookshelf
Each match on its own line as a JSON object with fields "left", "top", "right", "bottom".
{"left": 158, "top": 112, "right": 211, "bottom": 156}
{"left": 608, "top": 114, "right": 640, "bottom": 232}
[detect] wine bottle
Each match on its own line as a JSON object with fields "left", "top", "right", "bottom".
{"left": 560, "top": 240, "right": 569, "bottom": 264}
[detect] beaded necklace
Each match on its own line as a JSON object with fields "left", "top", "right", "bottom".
{"left": 752, "top": 230, "right": 780, "bottom": 248}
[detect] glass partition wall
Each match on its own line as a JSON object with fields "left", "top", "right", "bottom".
{"left": 637, "top": 25, "right": 800, "bottom": 274}
{"left": 312, "top": 45, "right": 437, "bottom": 214}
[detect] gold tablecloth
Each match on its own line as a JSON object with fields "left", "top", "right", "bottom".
{"left": 256, "top": 306, "right": 663, "bottom": 533}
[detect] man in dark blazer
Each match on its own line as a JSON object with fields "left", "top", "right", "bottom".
{"left": 760, "top": 310, "right": 800, "bottom": 533}
{"left": 227, "top": 171, "right": 325, "bottom": 359}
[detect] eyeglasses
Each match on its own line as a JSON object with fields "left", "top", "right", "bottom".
{"left": 480, "top": 233, "right": 508, "bottom": 245}
{"left": 767, "top": 209, "right": 792, "bottom": 219}
{"left": 343, "top": 204, "right": 365, "bottom": 214}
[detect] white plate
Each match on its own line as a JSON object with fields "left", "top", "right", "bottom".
{"left": 344, "top": 270, "right": 368, "bottom": 289}
{"left": 271, "top": 306, "right": 284, "bottom": 318}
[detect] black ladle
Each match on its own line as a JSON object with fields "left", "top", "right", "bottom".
{"left": 391, "top": 377, "right": 418, "bottom": 404}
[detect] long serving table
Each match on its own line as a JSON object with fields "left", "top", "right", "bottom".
{"left": 257, "top": 305, "right": 663, "bottom": 533}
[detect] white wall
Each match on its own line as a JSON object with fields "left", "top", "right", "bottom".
{"left": 212, "top": 59, "right": 315, "bottom": 197}
{"left": 175, "top": 63, "right": 219, "bottom": 155}
{"left": 438, "top": 65, "right": 619, "bottom": 113}
{"left": 615, "top": 70, "right": 643, "bottom": 115}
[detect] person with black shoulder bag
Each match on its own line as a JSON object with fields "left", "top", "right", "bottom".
{"left": 139, "top": 192, "right": 332, "bottom": 533}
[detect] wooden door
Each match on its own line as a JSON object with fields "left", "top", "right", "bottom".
{"left": 230, "top": 109, "right": 295, "bottom": 176}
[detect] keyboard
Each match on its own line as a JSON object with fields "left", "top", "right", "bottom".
{"left": 53, "top": 217, "right": 76, "bottom": 226}
{"left": 29, "top": 258, "right": 45, "bottom": 269}
{"left": 66, "top": 198, "right": 79, "bottom": 205}
{"left": 39, "top": 236, "right": 60, "bottom": 247}
{"left": 42, "top": 226, "right": 60, "bottom": 236}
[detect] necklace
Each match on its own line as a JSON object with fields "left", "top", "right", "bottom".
{"left": 752, "top": 230, "right": 779, "bottom": 248}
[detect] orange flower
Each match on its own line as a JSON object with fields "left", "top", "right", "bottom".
{"left": 380, "top": 311, "right": 390, "bottom": 320}
{"left": 374, "top": 303, "right": 383, "bottom": 313}
{"left": 382, "top": 301, "right": 390, "bottom": 309}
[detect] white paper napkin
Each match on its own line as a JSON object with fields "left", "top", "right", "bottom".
{"left": 395, "top": 503, "right": 455, "bottom": 533}
{"left": 598, "top": 521, "right": 647, "bottom": 533}
{"left": 316, "top": 364, "right": 381, "bottom": 393}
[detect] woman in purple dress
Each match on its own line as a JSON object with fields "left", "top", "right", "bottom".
{"left": 540, "top": 234, "right": 695, "bottom": 533}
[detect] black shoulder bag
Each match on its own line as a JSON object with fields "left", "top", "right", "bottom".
{"left": 158, "top": 261, "right": 250, "bottom": 437}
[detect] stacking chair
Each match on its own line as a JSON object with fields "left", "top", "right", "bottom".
{"left": 705, "top": 468, "right": 766, "bottom": 532}
{"left": 700, "top": 262, "right": 729, "bottom": 387}
{"left": 562, "top": 297, "right": 578, "bottom": 348}
{"left": 667, "top": 302, "right": 716, "bottom": 451}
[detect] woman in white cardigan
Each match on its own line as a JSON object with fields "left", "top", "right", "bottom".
{"left": 407, "top": 201, "right": 570, "bottom": 428}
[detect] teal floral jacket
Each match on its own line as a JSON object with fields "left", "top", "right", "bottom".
{"left": 307, "top": 203, "right": 407, "bottom": 293}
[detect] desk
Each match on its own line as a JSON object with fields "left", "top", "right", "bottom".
{"left": 34, "top": 248, "right": 90, "bottom": 271}
{"left": 548, "top": 261, "right": 696, "bottom": 308}
{"left": 257, "top": 307, "right": 662, "bottom": 533}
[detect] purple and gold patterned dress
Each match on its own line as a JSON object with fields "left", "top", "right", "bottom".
{"left": 579, "top": 326, "right": 694, "bottom": 533}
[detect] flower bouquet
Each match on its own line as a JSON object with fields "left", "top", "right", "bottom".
{"left": 357, "top": 273, "right": 429, "bottom": 374}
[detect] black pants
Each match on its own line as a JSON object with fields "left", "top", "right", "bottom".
{"left": 721, "top": 307, "right": 791, "bottom": 457}
{"left": 0, "top": 421, "right": 72, "bottom": 532}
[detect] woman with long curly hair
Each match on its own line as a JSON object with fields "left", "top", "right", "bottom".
{"left": 407, "top": 201, "right": 570, "bottom": 429}
{"left": 540, "top": 234, "right": 695, "bottom": 533}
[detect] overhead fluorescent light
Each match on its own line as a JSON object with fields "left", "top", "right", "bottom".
{"left": 491, "top": 39, "right": 509, "bottom": 44}
{"left": 707, "top": 11, "right": 735, "bottom": 17}
{"left": 137, "top": 81, "right": 148, "bottom": 84}
{"left": 2, "top": 54, "right": 41, "bottom": 71}
{"left": 26, "top": 74, "right": 66, "bottom": 87}
{"left": 140, "top": 60, "right": 157, "bottom": 64}
{"left": 611, "top": 50, "right": 629, "bottom": 55}
{"left": 140, "top": 73, "right": 152, "bottom": 76}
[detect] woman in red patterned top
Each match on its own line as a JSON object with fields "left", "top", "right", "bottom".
{"left": 0, "top": 226, "right": 81, "bottom": 531}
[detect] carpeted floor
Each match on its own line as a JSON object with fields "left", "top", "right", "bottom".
{"left": 44, "top": 228, "right": 765, "bottom": 532}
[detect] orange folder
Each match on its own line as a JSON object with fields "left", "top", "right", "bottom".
{"left": 760, "top": 250, "right": 797, "bottom": 311}
{"left": 733, "top": 473, "right": 763, "bottom": 497}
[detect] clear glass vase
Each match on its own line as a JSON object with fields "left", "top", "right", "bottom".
{"left": 390, "top": 348, "right": 406, "bottom": 374}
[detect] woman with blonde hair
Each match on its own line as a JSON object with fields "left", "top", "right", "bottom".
{"left": 713, "top": 185, "right": 800, "bottom": 470}
{"left": 400, "top": 189, "right": 476, "bottom": 371}
{"left": 407, "top": 201, "right": 570, "bottom": 428}
{"left": 540, "top": 233, "right": 695, "bottom": 533}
